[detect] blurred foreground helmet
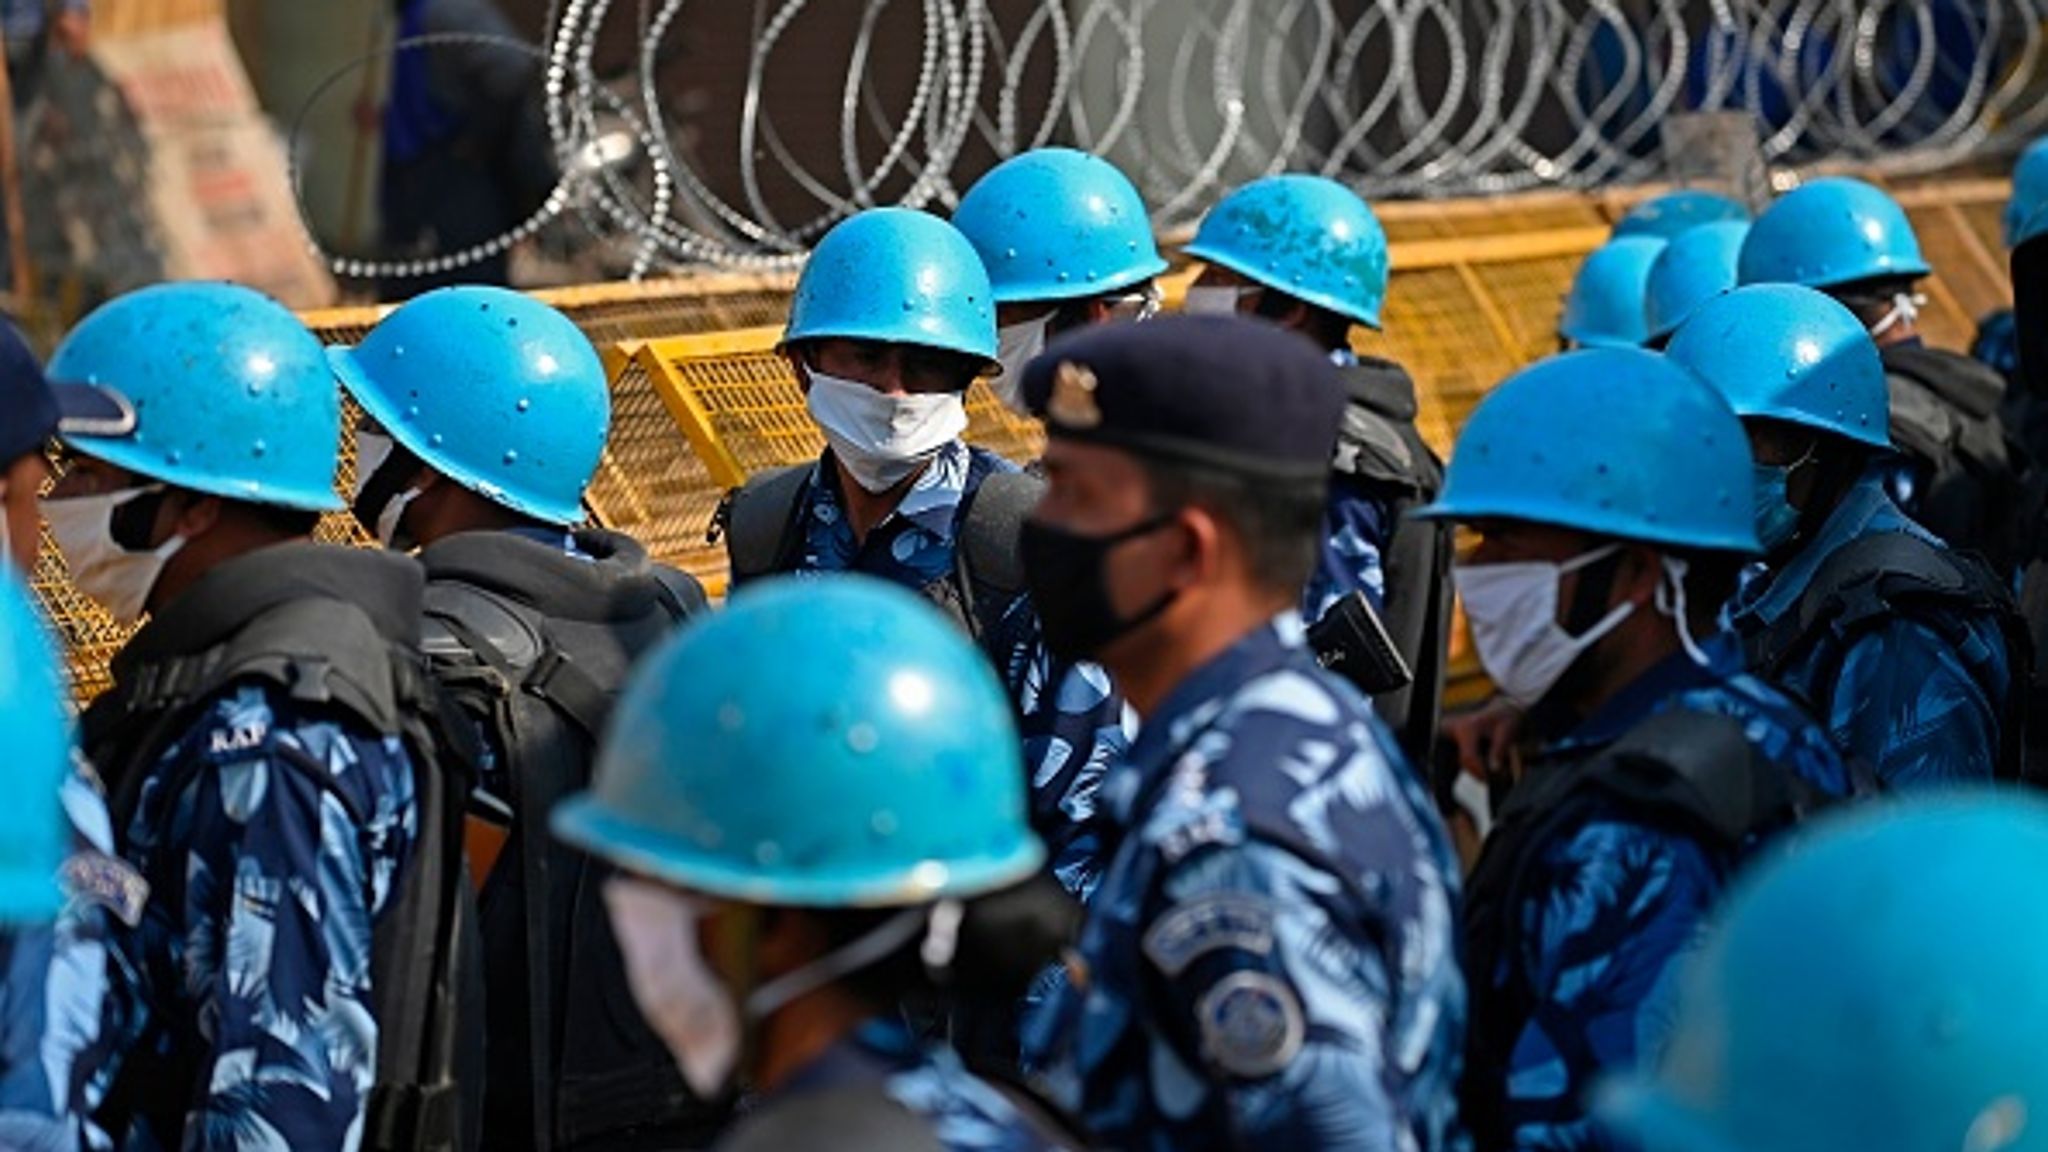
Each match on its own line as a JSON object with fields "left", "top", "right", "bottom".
{"left": 553, "top": 576, "right": 1044, "bottom": 906}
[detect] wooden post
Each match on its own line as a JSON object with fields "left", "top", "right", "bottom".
{"left": 0, "top": 27, "right": 35, "bottom": 308}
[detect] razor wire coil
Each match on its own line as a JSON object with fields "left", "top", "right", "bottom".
{"left": 303, "top": 0, "right": 2048, "bottom": 281}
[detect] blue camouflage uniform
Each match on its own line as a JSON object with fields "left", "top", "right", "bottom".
{"left": 1301, "top": 350, "right": 1413, "bottom": 624}
{"left": 1728, "top": 467, "right": 2011, "bottom": 788}
{"left": 0, "top": 765, "right": 130, "bottom": 1152}
{"left": 777, "top": 440, "right": 1127, "bottom": 899}
{"left": 1023, "top": 614, "right": 1466, "bottom": 1152}
{"left": 1304, "top": 476, "right": 1394, "bottom": 621}
{"left": 1468, "top": 634, "right": 1852, "bottom": 1151}
{"left": 1974, "top": 308, "right": 2019, "bottom": 381}
{"left": 742, "top": 1017, "right": 1069, "bottom": 1151}
{"left": 105, "top": 684, "right": 417, "bottom": 1151}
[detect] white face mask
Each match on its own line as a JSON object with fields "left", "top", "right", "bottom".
{"left": 352, "top": 430, "right": 395, "bottom": 504}
{"left": 1454, "top": 544, "right": 1633, "bottom": 709}
{"left": 603, "top": 876, "right": 741, "bottom": 1100}
{"left": 374, "top": 486, "right": 423, "bottom": 550}
{"left": 991, "top": 314, "right": 1052, "bottom": 414}
{"left": 1182, "top": 285, "right": 1255, "bottom": 317}
{"left": 1870, "top": 292, "right": 1927, "bottom": 339}
{"left": 42, "top": 485, "right": 185, "bottom": 625}
{"left": 804, "top": 369, "right": 967, "bottom": 494}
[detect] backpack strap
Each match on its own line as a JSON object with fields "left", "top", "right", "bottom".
{"left": 419, "top": 581, "right": 578, "bottom": 1148}
{"left": 365, "top": 662, "right": 474, "bottom": 1152}
{"left": 1742, "top": 531, "right": 2032, "bottom": 781}
{"left": 1746, "top": 532, "right": 1996, "bottom": 677}
{"left": 952, "top": 468, "right": 1043, "bottom": 642}
{"left": 426, "top": 584, "right": 614, "bottom": 744}
{"left": 1580, "top": 709, "right": 1830, "bottom": 843}
{"left": 719, "top": 464, "right": 814, "bottom": 585}
{"left": 648, "top": 563, "right": 709, "bottom": 621}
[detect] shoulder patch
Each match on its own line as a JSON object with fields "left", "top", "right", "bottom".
{"left": 207, "top": 718, "right": 271, "bottom": 757}
{"left": 1196, "top": 971, "right": 1306, "bottom": 1080}
{"left": 1143, "top": 893, "right": 1275, "bottom": 977}
{"left": 59, "top": 849, "right": 149, "bottom": 927}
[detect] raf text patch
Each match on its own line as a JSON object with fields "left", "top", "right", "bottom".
{"left": 1142, "top": 894, "right": 1275, "bottom": 977}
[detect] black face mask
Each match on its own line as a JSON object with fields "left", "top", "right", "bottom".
{"left": 1021, "top": 512, "right": 1180, "bottom": 661}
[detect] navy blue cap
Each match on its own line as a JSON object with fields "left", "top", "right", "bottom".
{"left": 1, "top": 318, "right": 132, "bottom": 466}
{"left": 1022, "top": 314, "right": 1345, "bottom": 484}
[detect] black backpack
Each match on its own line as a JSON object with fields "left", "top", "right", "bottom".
{"left": 717, "top": 456, "right": 1041, "bottom": 647}
{"left": 416, "top": 528, "right": 719, "bottom": 1152}
{"left": 1330, "top": 357, "right": 1454, "bottom": 766}
{"left": 1459, "top": 708, "right": 1841, "bottom": 1151}
{"left": 84, "top": 544, "right": 484, "bottom": 1152}
{"left": 1883, "top": 344, "right": 2031, "bottom": 575}
{"left": 1738, "top": 530, "right": 2038, "bottom": 785}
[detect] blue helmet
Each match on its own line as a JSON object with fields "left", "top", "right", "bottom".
{"left": 1738, "top": 177, "right": 1931, "bottom": 290}
{"left": 1644, "top": 221, "right": 1751, "bottom": 343}
{"left": 329, "top": 286, "right": 609, "bottom": 526}
{"left": 1560, "top": 236, "right": 1667, "bottom": 348}
{"left": 1664, "top": 283, "right": 1891, "bottom": 450}
{"left": 48, "top": 283, "right": 342, "bottom": 512}
{"left": 1184, "top": 174, "right": 1390, "bottom": 328}
{"left": 1414, "top": 348, "right": 1758, "bottom": 553}
{"left": 2006, "top": 136, "right": 2048, "bottom": 249}
{"left": 1598, "top": 795, "right": 2048, "bottom": 1152}
{"left": 553, "top": 576, "right": 1044, "bottom": 906}
{"left": 0, "top": 570, "right": 72, "bottom": 925}
{"left": 1612, "top": 189, "right": 1751, "bottom": 241}
{"left": 784, "top": 208, "right": 999, "bottom": 366}
{"left": 952, "top": 148, "right": 1167, "bottom": 305}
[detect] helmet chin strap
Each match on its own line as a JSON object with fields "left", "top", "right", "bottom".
{"left": 1869, "top": 291, "right": 1925, "bottom": 339}
{"left": 1653, "top": 556, "right": 1711, "bottom": 668}
{"left": 742, "top": 905, "right": 931, "bottom": 1021}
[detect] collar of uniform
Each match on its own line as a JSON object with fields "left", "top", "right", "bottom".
{"left": 1732, "top": 466, "right": 1927, "bottom": 628}
{"left": 501, "top": 523, "right": 595, "bottom": 560}
{"left": 1542, "top": 631, "right": 1743, "bottom": 754}
{"left": 809, "top": 439, "right": 973, "bottom": 546}
{"left": 116, "top": 540, "right": 425, "bottom": 673}
{"left": 1109, "top": 613, "right": 1310, "bottom": 824}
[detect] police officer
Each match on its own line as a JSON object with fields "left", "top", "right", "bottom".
{"left": 1740, "top": 176, "right": 2027, "bottom": 574}
{"left": 1597, "top": 795, "right": 2048, "bottom": 1152}
{"left": 1181, "top": 174, "right": 1453, "bottom": 761}
{"left": 334, "top": 285, "right": 712, "bottom": 1152}
{"left": 1559, "top": 234, "right": 1666, "bottom": 349}
{"left": 1412, "top": 347, "right": 1853, "bottom": 1150}
{"left": 0, "top": 567, "right": 112, "bottom": 1149}
{"left": 1668, "top": 283, "right": 2023, "bottom": 786}
{"left": 1640, "top": 220, "right": 1748, "bottom": 349}
{"left": 1017, "top": 315, "right": 1465, "bottom": 1151}
{"left": 0, "top": 320, "right": 132, "bottom": 1150}
{"left": 1442, "top": 227, "right": 1717, "bottom": 796}
{"left": 1611, "top": 188, "right": 1749, "bottom": 241}
{"left": 952, "top": 147, "right": 1167, "bottom": 408}
{"left": 552, "top": 577, "right": 1077, "bottom": 1151}
{"left": 721, "top": 207, "right": 1126, "bottom": 902}
{"left": 46, "top": 284, "right": 470, "bottom": 1149}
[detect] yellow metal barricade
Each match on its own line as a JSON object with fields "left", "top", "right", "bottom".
{"left": 33, "top": 178, "right": 2024, "bottom": 705}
